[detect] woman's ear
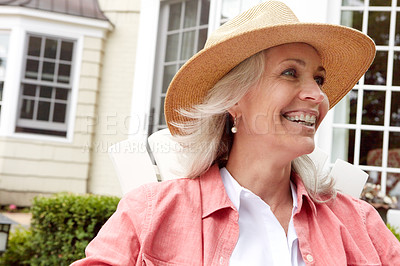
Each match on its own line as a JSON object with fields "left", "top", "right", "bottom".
{"left": 228, "top": 103, "right": 241, "bottom": 118}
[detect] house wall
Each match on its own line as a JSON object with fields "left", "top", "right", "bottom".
{"left": 87, "top": 0, "right": 141, "bottom": 196}
{"left": 0, "top": 21, "right": 107, "bottom": 206}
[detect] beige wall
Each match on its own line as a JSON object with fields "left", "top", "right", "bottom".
{"left": 87, "top": 0, "right": 141, "bottom": 196}
{"left": 0, "top": 35, "right": 105, "bottom": 206}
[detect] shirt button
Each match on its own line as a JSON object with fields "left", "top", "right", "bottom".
{"left": 306, "top": 254, "right": 314, "bottom": 262}
{"left": 219, "top": 257, "right": 224, "bottom": 265}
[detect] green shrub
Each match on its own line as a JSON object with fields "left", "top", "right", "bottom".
{"left": 0, "top": 227, "right": 33, "bottom": 265}
{"left": 387, "top": 223, "right": 400, "bottom": 242}
{"left": 0, "top": 193, "right": 120, "bottom": 266}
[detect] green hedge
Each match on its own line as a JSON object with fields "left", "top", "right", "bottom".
{"left": 0, "top": 193, "right": 120, "bottom": 266}
{"left": 387, "top": 224, "right": 400, "bottom": 242}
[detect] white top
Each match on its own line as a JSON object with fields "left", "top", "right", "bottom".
{"left": 220, "top": 167, "right": 305, "bottom": 266}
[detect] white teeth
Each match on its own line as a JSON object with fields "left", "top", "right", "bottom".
{"left": 283, "top": 113, "right": 317, "bottom": 126}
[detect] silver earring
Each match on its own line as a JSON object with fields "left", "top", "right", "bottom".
{"left": 231, "top": 117, "right": 237, "bottom": 133}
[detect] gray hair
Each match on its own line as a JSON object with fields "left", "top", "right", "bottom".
{"left": 172, "top": 50, "right": 336, "bottom": 202}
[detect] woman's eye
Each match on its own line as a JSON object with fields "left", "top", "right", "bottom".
{"left": 282, "top": 68, "right": 296, "bottom": 77}
{"left": 314, "top": 76, "right": 325, "bottom": 87}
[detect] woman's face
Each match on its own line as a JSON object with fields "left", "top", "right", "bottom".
{"left": 230, "top": 43, "right": 329, "bottom": 157}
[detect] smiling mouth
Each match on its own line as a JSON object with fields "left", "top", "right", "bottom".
{"left": 282, "top": 113, "right": 317, "bottom": 127}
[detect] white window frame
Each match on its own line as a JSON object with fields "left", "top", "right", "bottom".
{"left": 0, "top": 31, "right": 10, "bottom": 123}
{"left": 0, "top": 6, "right": 111, "bottom": 142}
{"left": 16, "top": 34, "right": 76, "bottom": 135}
{"left": 324, "top": 0, "right": 400, "bottom": 195}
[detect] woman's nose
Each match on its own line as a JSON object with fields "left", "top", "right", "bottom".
{"left": 298, "top": 80, "right": 326, "bottom": 103}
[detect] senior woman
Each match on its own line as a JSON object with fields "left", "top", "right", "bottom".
{"left": 73, "top": 1, "right": 400, "bottom": 265}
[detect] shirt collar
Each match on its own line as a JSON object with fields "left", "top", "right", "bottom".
{"left": 220, "top": 167, "right": 299, "bottom": 212}
{"left": 220, "top": 167, "right": 301, "bottom": 248}
{"left": 199, "top": 165, "right": 236, "bottom": 218}
{"left": 220, "top": 167, "right": 242, "bottom": 211}
{"left": 291, "top": 171, "right": 317, "bottom": 215}
{"left": 198, "top": 165, "right": 317, "bottom": 219}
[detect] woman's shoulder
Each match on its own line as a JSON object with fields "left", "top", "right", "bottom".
{"left": 319, "top": 191, "right": 380, "bottom": 225}
{"left": 123, "top": 177, "right": 202, "bottom": 206}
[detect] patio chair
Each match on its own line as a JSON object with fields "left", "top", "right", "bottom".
{"left": 109, "top": 129, "right": 369, "bottom": 197}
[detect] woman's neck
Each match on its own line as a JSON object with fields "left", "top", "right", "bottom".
{"left": 225, "top": 142, "right": 293, "bottom": 211}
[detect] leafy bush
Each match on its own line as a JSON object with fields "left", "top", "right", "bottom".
{"left": 0, "top": 227, "right": 33, "bottom": 265}
{"left": 0, "top": 193, "right": 120, "bottom": 266}
{"left": 387, "top": 223, "right": 400, "bottom": 242}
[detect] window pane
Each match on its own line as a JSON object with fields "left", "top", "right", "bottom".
{"left": 55, "top": 88, "right": 68, "bottom": 100}
{"left": 221, "top": 0, "right": 240, "bottom": 20}
{"left": 37, "top": 101, "right": 50, "bottom": 121}
{"left": 42, "top": 61, "right": 55, "bottom": 81}
{"left": 25, "top": 59, "right": 39, "bottom": 79}
{"left": 334, "top": 90, "right": 357, "bottom": 124}
{"left": 60, "top": 41, "right": 73, "bottom": 61}
{"left": 387, "top": 172, "right": 400, "bottom": 202}
{"left": 53, "top": 103, "right": 66, "bottom": 123}
{"left": 159, "top": 96, "right": 166, "bottom": 125}
{"left": 388, "top": 132, "right": 400, "bottom": 168}
{"left": 342, "top": 0, "right": 364, "bottom": 6}
{"left": 162, "top": 65, "right": 176, "bottom": 93}
{"left": 23, "top": 84, "right": 36, "bottom": 96}
{"left": 58, "top": 64, "right": 71, "bottom": 83}
{"left": 181, "top": 30, "right": 195, "bottom": 60}
{"left": 394, "top": 52, "right": 400, "bottom": 86}
{"left": 331, "top": 128, "right": 355, "bottom": 164}
{"left": 200, "top": 0, "right": 210, "bottom": 25}
{"left": 391, "top": 91, "right": 400, "bottom": 126}
{"left": 369, "top": 0, "right": 390, "bottom": 6}
{"left": 396, "top": 12, "right": 400, "bottom": 46}
{"left": 168, "top": 3, "right": 182, "bottom": 31}
{"left": 165, "top": 34, "right": 179, "bottom": 62}
{"left": 362, "top": 90, "right": 385, "bottom": 126}
{"left": 44, "top": 38, "right": 57, "bottom": 59}
{"left": 361, "top": 130, "right": 383, "bottom": 166}
{"left": 0, "top": 34, "right": 9, "bottom": 58}
{"left": 365, "top": 51, "right": 388, "bottom": 85}
{"left": 184, "top": 0, "right": 198, "bottom": 28}
{"left": 198, "top": 28, "right": 208, "bottom": 51}
{"left": 341, "top": 11, "right": 363, "bottom": 31}
{"left": 28, "top": 36, "right": 41, "bottom": 57}
{"left": 365, "top": 170, "right": 381, "bottom": 186}
{"left": 0, "top": 34, "right": 8, "bottom": 80}
{"left": 0, "top": 57, "right": 6, "bottom": 78}
{"left": 20, "top": 99, "right": 35, "bottom": 119}
{"left": 39, "top": 86, "right": 53, "bottom": 98}
{"left": 368, "top": 11, "right": 391, "bottom": 45}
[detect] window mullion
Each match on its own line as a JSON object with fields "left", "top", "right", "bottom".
{"left": 353, "top": 88, "right": 364, "bottom": 166}
{"left": 362, "top": 0, "right": 369, "bottom": 34}
{"left": 194, "top": 0, "right": 201, "bottom": 53}
{"left": 208, "top": 0, "right": 222, "bottom": 34}
{"left": 33, "top": 85, "right": 39, "bottom": 121}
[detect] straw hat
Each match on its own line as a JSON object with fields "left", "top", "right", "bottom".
{"left": 165, "top": 0, "right": 375, "bottom": 136}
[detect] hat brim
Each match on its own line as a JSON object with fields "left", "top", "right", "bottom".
{"left": 165, "top": 23, "right": 376, "bottom": 135}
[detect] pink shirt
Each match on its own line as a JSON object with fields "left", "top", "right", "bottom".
{"left": 72, "top": 165, "right": 400, "bottom": 265}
